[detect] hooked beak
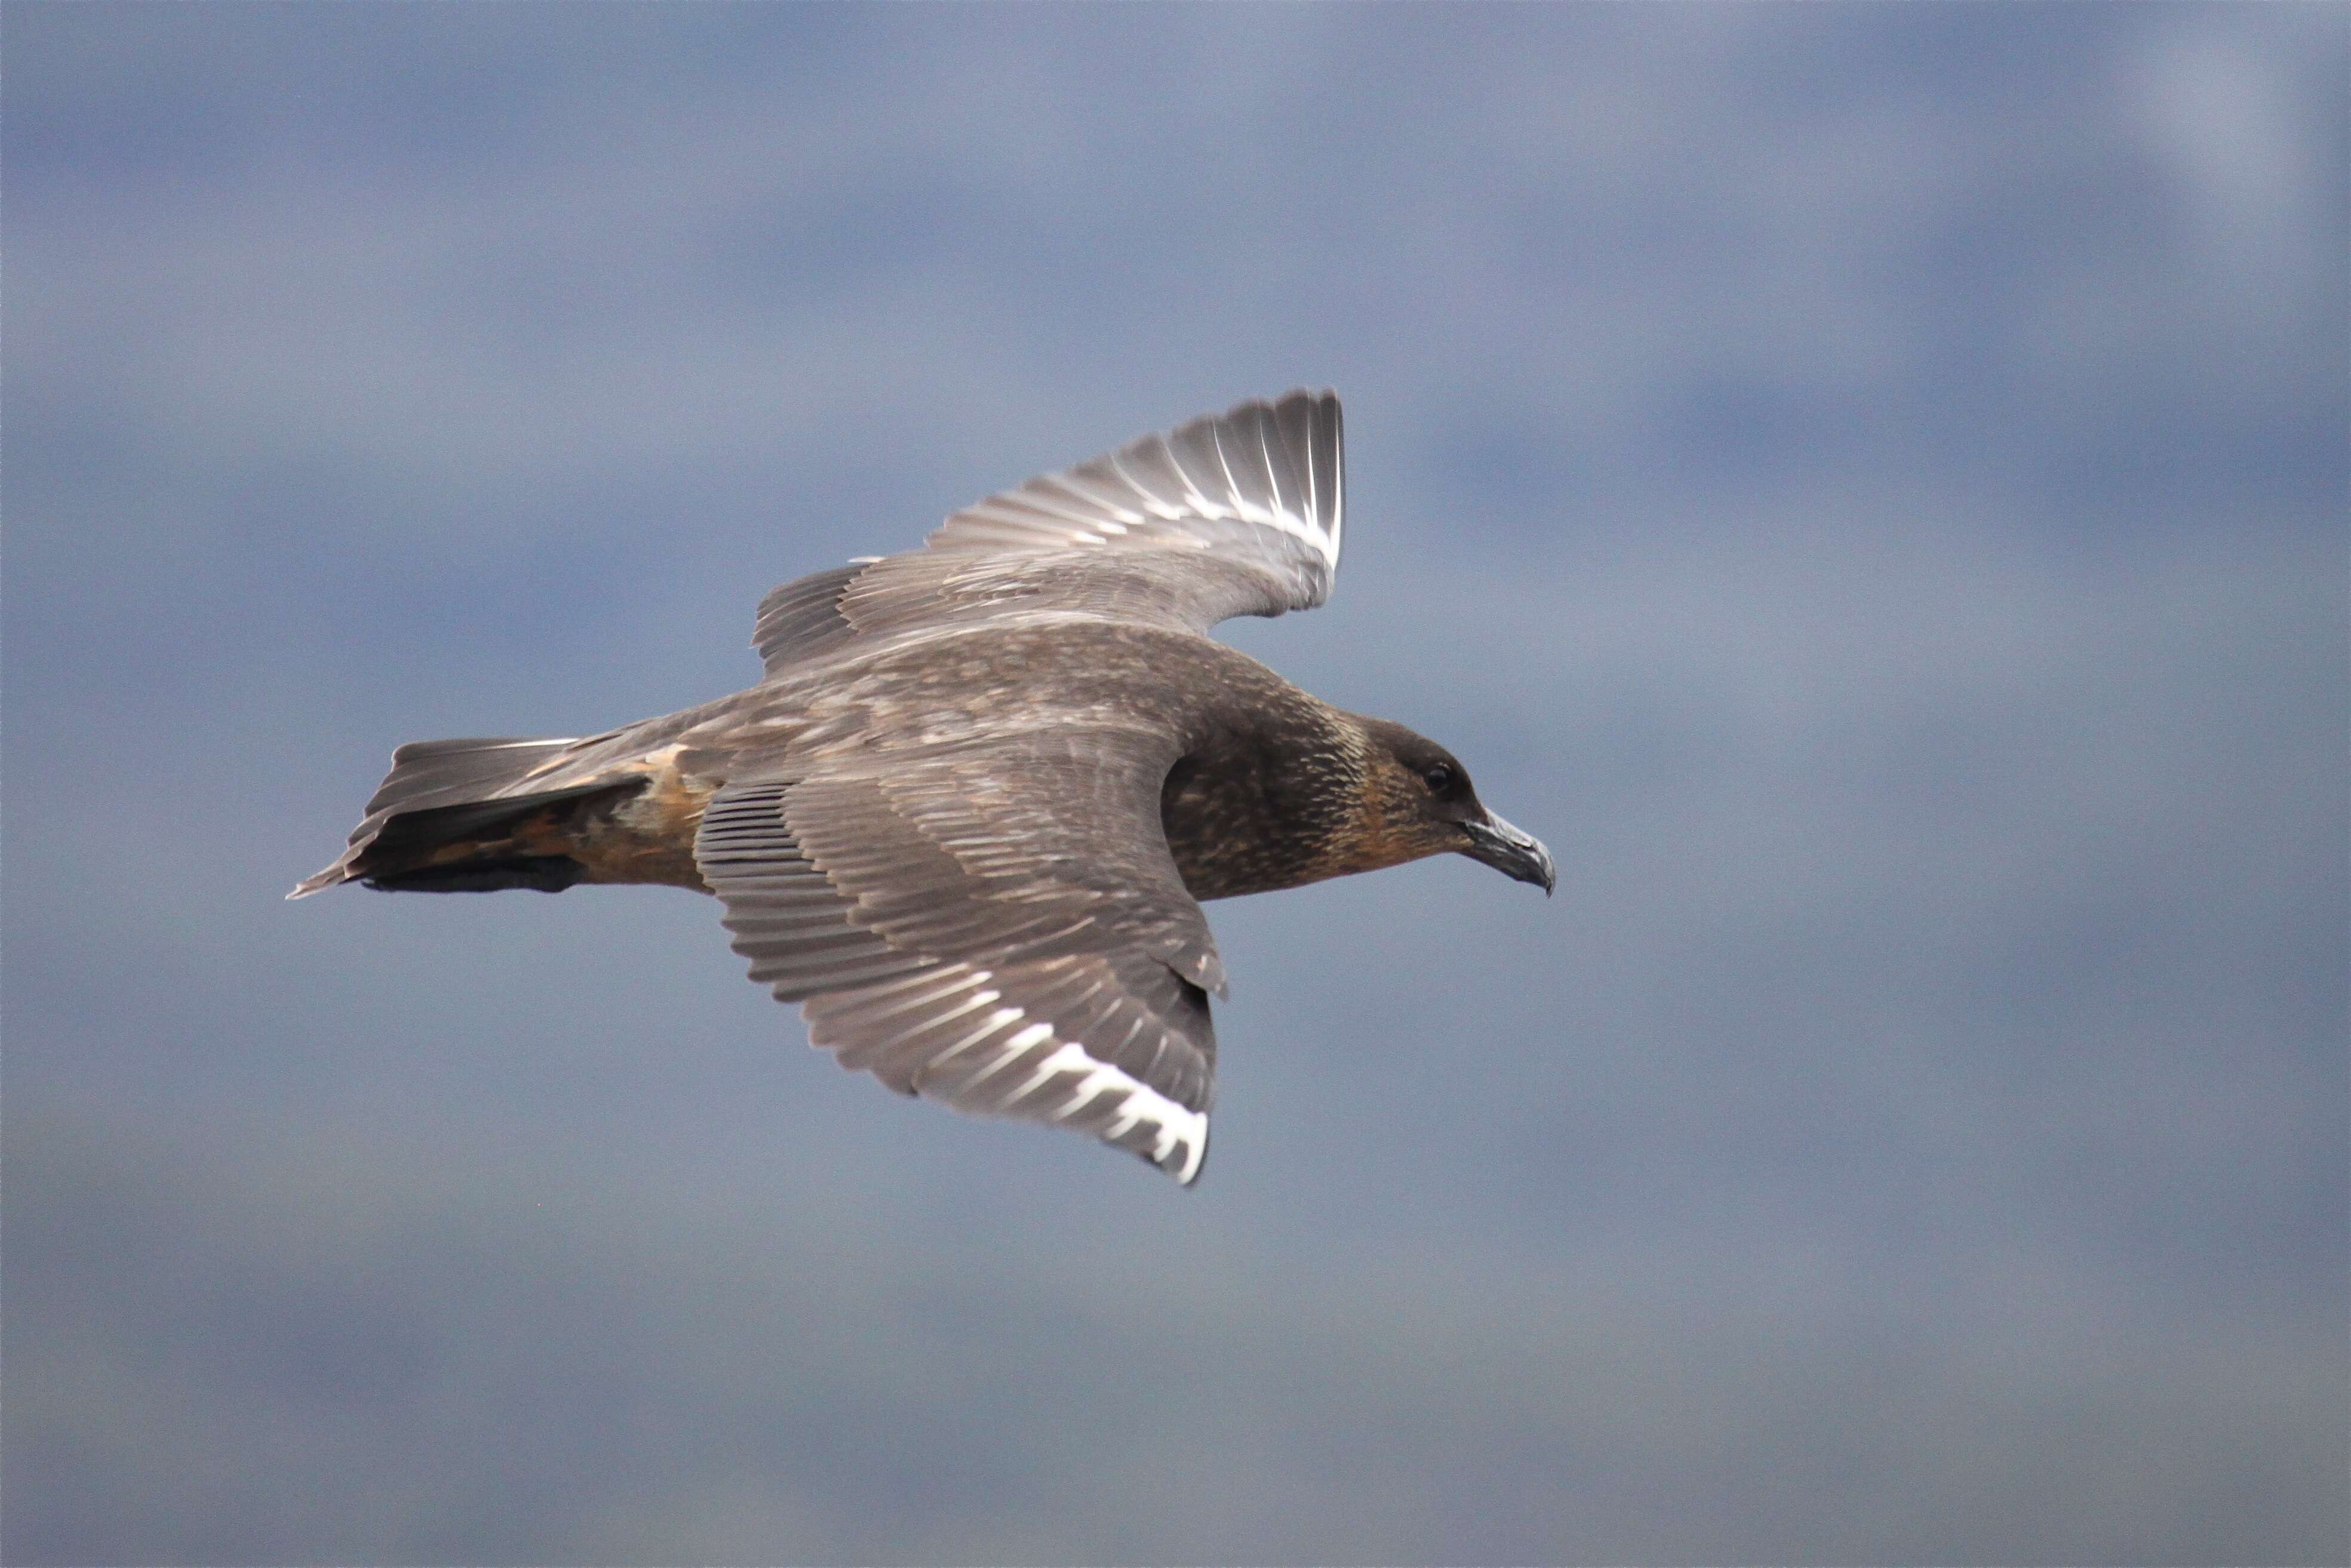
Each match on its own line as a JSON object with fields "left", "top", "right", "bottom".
{"left": 1461, "top": 809, "right": 1556, "bottom": 896}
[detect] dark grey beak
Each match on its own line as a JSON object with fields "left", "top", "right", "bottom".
{"left": 1461, "top": 810, "right": 1555, "bottom": 896}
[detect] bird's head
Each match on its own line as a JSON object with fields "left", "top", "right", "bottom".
{"left": 1344, "top": 716, "right": 1556, "bottom": 895}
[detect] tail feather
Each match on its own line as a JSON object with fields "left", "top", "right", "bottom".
{"left": 364, "top": 736, "right": 583, "bottom": 818}
{"left": 289, "top": 736, "right": 599, "bottom": 899}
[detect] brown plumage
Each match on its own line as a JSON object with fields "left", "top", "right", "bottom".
{"left": 294, "top": 391, "right": 1553, "bottom": 1185}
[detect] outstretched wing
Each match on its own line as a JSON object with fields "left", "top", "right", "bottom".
{"left": 752, "top": 389, "right": 1344, "bottom": 675}
{"left": 693, "top": 727, "right": 1226, "bottom": 1184}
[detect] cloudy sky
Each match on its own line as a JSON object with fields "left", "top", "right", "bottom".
{"left": 5, "top": 5, "right": 2344, "bottom": 1564}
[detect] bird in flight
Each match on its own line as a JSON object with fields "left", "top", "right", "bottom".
{"left": 293, "top": 391, "right": 1553, "bottom": 1185}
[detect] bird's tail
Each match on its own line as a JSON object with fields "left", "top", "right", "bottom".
{"left": 288, "top": 736, "right": 633, "bottom": 899}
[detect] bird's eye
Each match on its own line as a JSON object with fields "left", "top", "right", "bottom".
{"left": 1423, "top": 763, "right": 1455, "bottom": 795}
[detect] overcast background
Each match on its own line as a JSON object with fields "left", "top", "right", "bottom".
{"left": 5, "top": 7, "right": 2346, "bottom": 1565}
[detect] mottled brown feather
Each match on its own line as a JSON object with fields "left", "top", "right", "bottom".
{"left": 294, "top": 390, "right": 1551, "bottom": 1186}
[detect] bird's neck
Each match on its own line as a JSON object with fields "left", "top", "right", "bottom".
{"left": 1158, "top": 706, "right": 1405, "bottom": 902}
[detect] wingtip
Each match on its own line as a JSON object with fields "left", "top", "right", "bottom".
{"left": 1158, "top": 1137, "right": 1209, "bottom": 1188}
{"left": 1257, "top": 384, "right": 1339, "bottom": 410}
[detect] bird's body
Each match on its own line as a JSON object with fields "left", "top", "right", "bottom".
{"left": 296, "top": 391, "right": 1551, "bottom": 1183}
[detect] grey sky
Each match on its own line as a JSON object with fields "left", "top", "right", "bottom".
{"left": 5, "top": 5, "right": 2345, "bottom": 1564}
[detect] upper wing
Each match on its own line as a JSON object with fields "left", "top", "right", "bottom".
{"left": 693, "top": 728, "right": 1226, "bottom": 1184}
{"left": 752, "top": 389, "right": 1344, "bottom": 675}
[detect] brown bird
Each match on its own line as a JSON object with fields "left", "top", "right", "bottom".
{"left": 292, "top": 391, "right": 1553, "bottom": 1184}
